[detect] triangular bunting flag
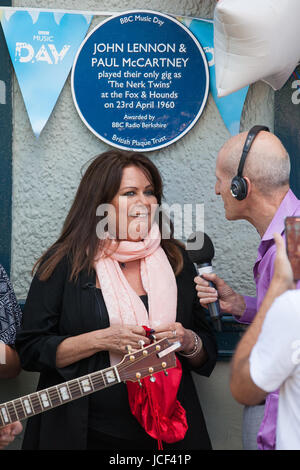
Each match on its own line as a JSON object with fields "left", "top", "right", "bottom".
{"left": 179, "top": 17, "right": 248, "bottom": 136}
{"left": 0, "top": 9, "right": 92, "bottom": 137}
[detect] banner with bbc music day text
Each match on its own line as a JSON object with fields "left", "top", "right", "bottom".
{"left": 0, "top": 9, "right": 92, "bottom": 137}
{"left": 180, "top": 17, "right": 249, "bottom": 136}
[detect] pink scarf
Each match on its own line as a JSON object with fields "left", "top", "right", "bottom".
{"left": 94, "top": 223, "right": 178, "bottom": 366}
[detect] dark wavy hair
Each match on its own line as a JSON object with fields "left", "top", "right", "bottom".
{"left": 34, "top": 150, "right": 184, "bottom": 281}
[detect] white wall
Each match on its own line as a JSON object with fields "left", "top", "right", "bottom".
{"left": 3, "top": 0, "right": 274, "bottom": 450}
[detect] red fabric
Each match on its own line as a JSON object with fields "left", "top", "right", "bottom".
{"left": 126, "top": 327, "right": 188, "bottom": 448}
{"left": 141, "top": 325, "right": 154, "bottom": 337}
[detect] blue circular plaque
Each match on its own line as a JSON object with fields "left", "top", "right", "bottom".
{"left": 72, "top": 10, "right": 209, "bottom": 151}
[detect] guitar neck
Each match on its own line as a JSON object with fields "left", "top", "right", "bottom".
{"left": 0, "top": 364, "right": 121, "bottom": 426}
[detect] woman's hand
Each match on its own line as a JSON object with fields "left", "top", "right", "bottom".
{"left": 94, "top": 325, "right": 151, "bottom": 355}
{"left": 0, "top": 422, "right": 23, "bottom": 450}
{"left": 56, "top": 325, "right": 151, "bottom": 368}
{"left": 153, "top": 322, "right": 195, "bottom": 354}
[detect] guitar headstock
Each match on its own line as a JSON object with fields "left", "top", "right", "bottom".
{"left": 118, "top": 338, "right": 180, "bottom": 383}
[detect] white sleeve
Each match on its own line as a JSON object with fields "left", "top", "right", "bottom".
{"left": 249, "top": 291, "right": 300, "bottom": 393}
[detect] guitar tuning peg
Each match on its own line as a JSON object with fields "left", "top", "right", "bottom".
{"left": 136, "top": 372, "right": 142, "bottom": 387}
{"left": 162, "top": 362, "right": 168, "bottom": 376}
{"left": 149, "top": 367, "right": 156, "bottom": 383}
{"left": 139, "top": 340, "right": 149, "bottom": 356}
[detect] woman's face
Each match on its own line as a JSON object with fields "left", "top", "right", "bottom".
{"left": 110, "top": 165, "right": 158, "bottom": 241}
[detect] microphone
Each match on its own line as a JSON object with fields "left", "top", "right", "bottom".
{"left": 187, "top": 231, "right": 222, "bottom": 332}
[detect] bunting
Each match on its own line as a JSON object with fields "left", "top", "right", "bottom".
{"left": 0, "top": 7, "right": 249, "bottom": 138}
{"left": 0, "top": 8, "right": 92, "bottom": 137}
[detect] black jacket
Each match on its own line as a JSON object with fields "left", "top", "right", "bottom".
{"left": 16, "top": 248, "right": 217, "bottom": 450}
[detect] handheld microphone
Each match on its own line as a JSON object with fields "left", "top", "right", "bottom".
{"left": 187, "top": 232, "right": 222, "bottom": 332}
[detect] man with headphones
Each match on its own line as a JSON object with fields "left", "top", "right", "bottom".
{"left": 194, "top": 126, "right": 300, "bottom": 450}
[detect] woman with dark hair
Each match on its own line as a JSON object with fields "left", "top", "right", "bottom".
{"left": 16, "top": 150, "right": 217, "bottom": 450}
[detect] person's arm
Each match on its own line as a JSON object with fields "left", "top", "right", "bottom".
{"left": 0, "top": 343, "right": 21, "bottom": 378}
{"left": 230, "top": 233, "right": 295, "bottom": 405}
{"left": 0, "top": 265, "right": 22, "bottom": 379}
{"left": 15, "top": 257, "right": 73, "bottom": 374}
{"left": 234, "top": 296, "right": 257, "bottom": 324}
{"left": 0, "top": 265, "right": 22, "bottom": 346}
{"left": 16, "top": 257, "right": 149, "bottom": 372}
{"left": 55, "top": 325, "right": 149, "bottom": 368}
{"left": 154, "top": 322, "right": 207, "bottom": 369}
{"left": 179, "top": 329, "right": 208, "bottom": 369}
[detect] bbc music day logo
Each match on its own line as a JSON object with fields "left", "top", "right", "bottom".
{"left": 15, "top": 30, "right": 70, "bottom": 65}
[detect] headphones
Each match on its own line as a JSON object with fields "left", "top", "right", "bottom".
{"left": 230, "top": 125, "right": 270, "bottom": 200}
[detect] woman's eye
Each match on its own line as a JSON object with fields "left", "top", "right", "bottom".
{"left": 123, "top": 191, "right": 135, "bottom": 196}
{"left": 122, "top": 190, "right": 155, "bottom": 197}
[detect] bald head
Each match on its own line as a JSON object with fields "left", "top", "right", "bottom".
{"left": 217, "top": 131, "right": 290, "bottom": 195}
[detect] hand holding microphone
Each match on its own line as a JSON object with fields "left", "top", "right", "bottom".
{"left": 194, "top": 272, "right": 245, "bottom": 317}
{"left": 187, "top": 232, "right": 222, "bottom": 332}
{"left": 187, "top": 232, "right": 246, "bottom": 330}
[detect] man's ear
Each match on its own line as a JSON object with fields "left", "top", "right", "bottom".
{"left": 243, "top": 176, "right": 252, "bottom": 198}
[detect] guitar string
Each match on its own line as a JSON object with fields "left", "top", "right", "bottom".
{"left": 9, "top": 344, "right": 171, "bottom": 401}
{"left": 1, "top": 362, "right": 167, "bottom": 423}
{"left": 1, "top": 343, "right": 173, "bottom": 422}
{"left": 2, "top": 352, "right": 171, "bottom": 412}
